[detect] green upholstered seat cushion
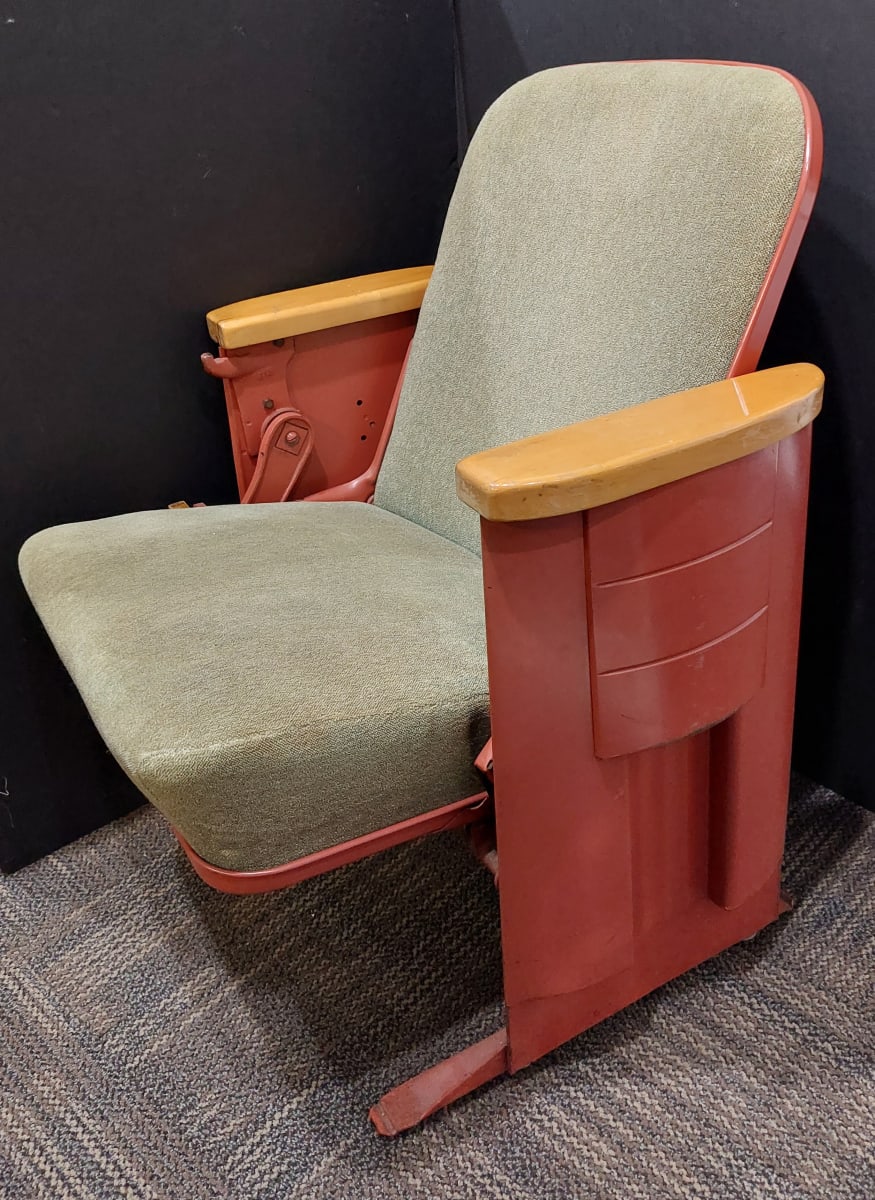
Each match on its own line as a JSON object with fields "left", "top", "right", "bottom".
{"left": 19, "top": 502, "right": 489, "bottom": 871}
{"left": 375, "top": 61, "right": 806, "bottom": 554}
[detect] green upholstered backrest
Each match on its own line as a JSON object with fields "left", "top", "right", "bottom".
{"left": 374, "top": 61, "right": 806, "bottom": 555}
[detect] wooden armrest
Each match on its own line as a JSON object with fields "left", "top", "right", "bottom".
{"left": 206, "top": 265, "right": 433, "bottom": 349}
{"left": 455, "top": 363, "right": 824, "bottom": 521}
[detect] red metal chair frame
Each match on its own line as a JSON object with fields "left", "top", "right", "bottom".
{"left": 182, "top": 63, "right": 823, "bottom": 1134}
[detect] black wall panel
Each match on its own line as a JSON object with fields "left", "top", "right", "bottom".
{"left": 455, "top": 0, "right": 875, "bottom": 810}
{"left": 1, "top": 1, "right": 456, "bottom": 868}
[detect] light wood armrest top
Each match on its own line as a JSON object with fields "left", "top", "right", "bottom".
{"left": 455, "top": 364, "right": 824, "bottom": 521}
{"left": 206, "top": 266, "right": 433, "bottom": 349}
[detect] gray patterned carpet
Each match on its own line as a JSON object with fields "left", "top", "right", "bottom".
{"left": 1, "top": 777, "right": 872, "bottom": 1199}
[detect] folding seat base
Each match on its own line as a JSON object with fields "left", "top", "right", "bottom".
{"left": 369, "top": 874, "right": 790, "bottom": 1135}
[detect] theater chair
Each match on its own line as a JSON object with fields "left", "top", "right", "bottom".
{"left": 19, "top": 61, "right": 824, "bottom": 1134}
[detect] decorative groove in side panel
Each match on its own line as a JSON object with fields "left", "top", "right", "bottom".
{"left": 587, "top": 445, "right": 779, "bottom": 584}
{"left": 592, "top": 609, "right": 769, "bottom": 758}
{"left": 591, "top": 525, "right": 773, "bottom": 672}
{"left": 586, "top": 451, "right": 779, "bottom": 759}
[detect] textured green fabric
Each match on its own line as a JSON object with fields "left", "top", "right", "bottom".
{"left": 375, "top": 61, "right": 806, "bottom": 553}
{"left": 19, "top": 503, "right": 489, "bottom": 870}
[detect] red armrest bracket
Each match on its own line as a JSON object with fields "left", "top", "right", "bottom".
{"left": 239, "top": 406, "right": 314, "bottom": 503}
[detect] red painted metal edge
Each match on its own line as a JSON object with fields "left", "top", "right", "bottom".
{"left": 174, "top": 790, "right": 490, "bottom": 895}
{"left": 684, "top": 62, "right": 823, "bottom": 376}
{"left": 369, "top": 1028, "right": 508, "bottom": 1136}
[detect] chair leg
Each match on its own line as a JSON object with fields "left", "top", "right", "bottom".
{"left": 368, "top": 1029, "right": 508, "bottom": 1135}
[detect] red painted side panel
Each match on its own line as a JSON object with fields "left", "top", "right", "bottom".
{"left": 589, "top": 521, "right": 773, "bottom": 673}
{"left": 284, "top": 315, "right": 414, "bottom": 496}
{"left": 587, "top": 450, "right": 779, "bottom": 758}
{"left": 209, "top": 310, "right": 416, "bottom": 502}
{"left": 480, "top": 514, "right": 634, "bottom": 1041}
{"left": 506, "top": 869, "right": 784, "bottom": 1071}
{"left": 586, "top": 445, "right": 778, "bottom": 584}
{"left": 483, "top": 443, "right": 810, "bottom": 1073}
{"left": 628, "top": 734, "right": 711, "bottom": 936}
{"left": 708, "top": 426, "right": 813, "bottom": 909}
{"left": 592, "top": 610, "right": 768, "bottom": 758}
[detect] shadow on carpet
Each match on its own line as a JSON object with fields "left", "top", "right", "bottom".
{"left": 0, "top": 776, "right": 872, "bottom": 1199}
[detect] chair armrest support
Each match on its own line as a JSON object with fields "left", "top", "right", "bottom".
{"left": 206, "top": 266, "right": 433, "bottom": 349}
{"left": 455, "top": 364, "right": 823, "bottom": 521}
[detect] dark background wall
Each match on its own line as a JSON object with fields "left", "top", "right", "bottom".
{"left": 1, "top": 0, "right": 457, "bottom": 869}
{"left": 455, "top": 0, "right": 875, "bottom": 812}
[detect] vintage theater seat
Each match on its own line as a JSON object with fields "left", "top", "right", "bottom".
{"left": 19, "top": 60, "right": 823, "bottom": 1133}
